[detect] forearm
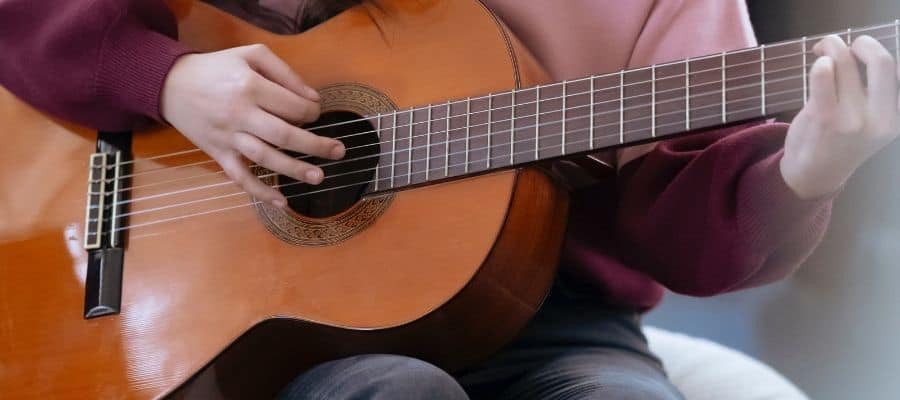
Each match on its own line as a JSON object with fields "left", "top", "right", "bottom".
{"left": 615, "top": 123, "right": 834, "bottom": 296}
{"left": 0, "top": 0, "right": 192, "bottom": 130}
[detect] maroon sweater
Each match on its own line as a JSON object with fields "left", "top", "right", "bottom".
{"left": 0, "top": 0, "right": 834, "bottom": 311}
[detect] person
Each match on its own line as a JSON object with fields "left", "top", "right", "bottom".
{"left": 1, "top": 0, "right": 898, "bottom": 399}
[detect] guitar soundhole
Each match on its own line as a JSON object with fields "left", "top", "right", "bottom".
{"left": 278, "top": 111, "right": 380, "bottom": 219}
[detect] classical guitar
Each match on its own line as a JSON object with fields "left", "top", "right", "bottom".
{"left": 1, "top": 0, "right": 898, "bottom": 398}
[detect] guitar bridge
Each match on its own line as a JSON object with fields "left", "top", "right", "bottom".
{"left": 82, "top": 132, "right": 132, "bottom": 319}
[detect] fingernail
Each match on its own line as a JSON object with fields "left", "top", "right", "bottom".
{"left": 273, "top": 198, "right": 286, "bottom": 208}
{"left": 331, "top": 143, "right": 346, "bottom": 159}
{"left": 305, "top": 169, "right": 323, "bottom": 184}
{"left": 305, "top": 87, "right": 320, "bottom": 101}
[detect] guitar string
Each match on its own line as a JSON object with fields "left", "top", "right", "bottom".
{"left": 111, "top": 94, "right": 808, "bottom": 233}
{"left": 105, "top": 88, "right": 807, "bottom": 225}
{"left": 113, "top": 49, "right": 837, "bottom": 193}
{"left": 108, "top": 25, "right": 898, "bottom": 170}
{"left": 110, "top": 44, "right": 817, "bottom": 179}
{"left": 106, "top": 56, "right": 853, "bottom": 206}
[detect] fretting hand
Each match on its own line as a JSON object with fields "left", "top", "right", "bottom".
{"left": 781, "top": 35, "right": 900, "bottom": 200}
{"left": 160, "top": 44, "right": 345, "bottom": 208}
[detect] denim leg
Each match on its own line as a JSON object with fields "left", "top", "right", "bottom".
{"left": 277, "top": 354, "right": 468, "bottom": 400}
{"left": 495, "top": 348, "right": 683, "bottom": 400}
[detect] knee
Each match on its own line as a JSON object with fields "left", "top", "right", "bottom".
{"left": 279, "top": 355, "right": 467, "bottom": 400}
{"left": 367, "top": 355, "right": 467, "bottom": 398}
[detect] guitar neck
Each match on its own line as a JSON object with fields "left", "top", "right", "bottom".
{"left": 367, "top": 19, "right": 900, "bottom": 193}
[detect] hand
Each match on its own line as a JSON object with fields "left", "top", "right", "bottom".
{"left": 160, "top": 44, "right": 345, "bottom": 208}
{"left": 781, "top": 35, "right": 900, "bottom": 200}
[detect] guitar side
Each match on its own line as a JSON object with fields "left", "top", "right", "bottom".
{"left": 0, "top": 1, "right": 567, "bottom": 398}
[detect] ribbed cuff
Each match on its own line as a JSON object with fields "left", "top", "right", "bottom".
{"left": 739, "top": 149, "right": 837, "bottom": 244}
{"left": 95, "top": 23, "right": 195, "bottom": 123}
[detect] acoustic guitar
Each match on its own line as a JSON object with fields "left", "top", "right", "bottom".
{"left": 1, "top": 0, "right": 897, "bottom": 398}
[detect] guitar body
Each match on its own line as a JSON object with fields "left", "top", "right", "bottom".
{"left": 0, "top": 1, "right": 567, "bottom": 398}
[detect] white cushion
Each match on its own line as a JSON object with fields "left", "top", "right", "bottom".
{"left": 644, "top": 327, "right": 808, "bottom": 400}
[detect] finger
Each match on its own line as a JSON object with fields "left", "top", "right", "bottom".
{"left": 240, "top": 44, "right": 319, "bottom": 101}
{"left": 232, "top": 132, "right": 325, "bottom": 185}
{"left": 253, "top": 70, "right": 321, "bottom": 124}
{"left": 814, "top": 35, "right": 866, "bottom": 106}
{"left": 851, "top": 35, "right": 899, "bottom": 118}
{"left": 245, "top": 110, "right": 344, "bottom": 159}
{"left": 218, "top": 151, "right": 287, "bottom": 207}
{"left": 808, "top": 56, "right": 839, "bottom": 110}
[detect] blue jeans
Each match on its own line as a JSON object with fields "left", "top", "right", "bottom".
{"left": 277, "top": 280, "right": 683, "bottom": 400}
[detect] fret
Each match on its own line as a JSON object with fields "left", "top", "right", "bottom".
{"left": 725, "top": 47, "right": 768, "bottom": 122}
{"left": 721, "top": 52, "right": 727, "bottom": 123}
{"left": 618, "top": 70, "right": 624, "bottom": 144}
{"left": 846, "top": 27, "right": 852, "bottom": 44}
{"left": 654, "top": 61, "right": 689, "bottom": 138}
{"left": 650, "top": 65, "right": 656, "bottom": 138}
{"left": 511, "top": 87, "right": 538, "bottom": 164}
{"left": 425, "top": 106, "right": 431, "bottom": 181}
{"left": 561, "top": 78, "right": 592, "bottom": 154}
{"left": 760, "top": 45, "right": 767, "bottom": 115}
{"left": 486, "top": 95, "right": 492, "bottom": 169}
{"left": 534, "top": 85, "right": 540, "bottom": 160}
{"left": 536, "top": 82, "right": 564, "bottom": 159}
{"left": 445, "top": 101, "right": 451, "bottom": 178}
{"left": 589, "top": 77, "right": 595, "bottom": 148}
{"left": 373, "top": 114, "right": 381, "bottom": 191}
{"left": 561, "top": 80, "right": 567, "bottom": 154}
{"left": 802, "top": 37, "right": 808, "bottom": 104}
{"left": 685, "top": 58, "right": 691, "bottom": 131}
{"left": 510, "top": 91, "right": 515, "bottom": 165}
{"left": 391, "top": 111, "right": 397, "bottom": 187}
{"left": 465, "top": 97, "right": 471, "bottom": 174}
{"left": 407, "top": 109, "right": 413, "bottom": 185}
{"left": 621, "top": 67, "right": 654, "bottom": 143}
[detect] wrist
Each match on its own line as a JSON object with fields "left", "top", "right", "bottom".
{"left": 779, "top": 153, "right": 851, "bottom": 200}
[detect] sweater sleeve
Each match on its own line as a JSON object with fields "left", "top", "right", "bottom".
{"left": 0, "top": 0, "right": 194, "bottom": 130}
{"left": 612, "top": 0, "right": 835, "bottom": 296}
{"left": 616, "top": 124, "right": 834, "bottom": 296}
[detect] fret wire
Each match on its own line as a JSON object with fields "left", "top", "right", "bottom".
{"left": 465, "top": 98, "right": 471, "bottom": 173}
{"left": 407, "top": 109, "right": 413, "bottom": 185}
{"left": 802, "top": 37, "right": 808, "bottom": 104}
{"left": 846, "top": 27, "right": 852, "bottom": 43}
{"left": 391, "top": 112, "right": 397, "bottom": 187}
{"left": 760, "top": 45, "right": 767, "bottom": 115}
{"left": 425, "top": 106, "right": 432, "bottom": 181}
{"left": 487, "top": 95, "right": 493, "bottom": 169}
{"left": 562, "top": 80, "right": 568, "bottom": 154}
{"left": 685, "top": 58, "right": 691, "bottom": 131}
{"left": 510, "top": 90, "right": 515, "bottom": 165}
{"left": 445, "top": 101, "right": 451, "bottom": 178}
{"left": 373, "top": 114, "right": 380, "bottom": 191}
{"left": 619, "top": 70, "right": 624, "bottom": 144}
{"left": 721, "top": 52, "right": 727, "bottom": 124}
{"left": 589, "top": 77, "right": 595, "bottom": 149}
{"left": 651, "top": 65, "right": 656, "bottom": 138}
{"left": 535, "top": 86, "right": 540, "bottom": 160}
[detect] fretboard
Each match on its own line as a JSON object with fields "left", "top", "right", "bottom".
{"left": 367, "top": 19, "right": 900, "bottom": 193}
